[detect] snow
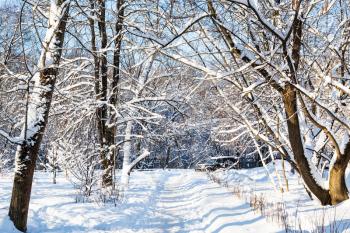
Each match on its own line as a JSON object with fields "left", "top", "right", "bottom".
{"left": 241, "top": 80, "right": 265, "bottom": 96}
{"left": 212, "top": 162, "right": 350, "bottom": 232}
{"left": 340, "top": 132, "right": 350, "bottom": 155}
{"left": 1, "top": 166, "right": 350, "bottom": 232}
{"left": 227, "top": 0, "right": 285, "bottom": 40}
{"left": 120, "top": 120, "right": 132, "bottom": 187}
{"left": 11, "top": 0, "right": 71, "bottom": 176}
{"left": 39, "top": 0, "right": 69, "bottom": 68}
{"left": 0, "top": 130, "right": 22, "bottom": 144}
{"left": 0, "top": 170, "right": 282, "bottom": 233}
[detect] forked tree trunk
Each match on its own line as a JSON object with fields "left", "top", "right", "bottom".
{"left": 8, "top": 1, "right": 69, "bottom": 231}
{"left": 284, "top": 85, "right": 350, "bottom": 205}
{"left": 94, "top": 0, "right": 124, "bottom": 187}
{"left": 207, "top": 0, "right": 349, "bottom": 206}
{"left": 94, "top": 0, "right": 115, "bottom": 187}
{"left": 281, "top": 14, "right": 340, "bottom": 205}
{"left": 88, "top": 0, "right": 112, "bottom": 187}
{"left": 282, "top": 84, "right": 331, "bottom": 205}
{"left": 283, "top": 85, "right": 350, "bottom": 205}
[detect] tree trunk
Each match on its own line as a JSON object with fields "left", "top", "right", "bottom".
{"left": 163, "top": 146, "right": 171, "bottom": 169}
{"left": 111, "top": 0, "right": 124, "bottom": 105}
{"left": 328, "top": 142, "right": 350, "bottom": 204}
{"left": 9, "top": 143, "right": 40, "bottom": 232}
{"left": 8, "top": 1, "right": 69, "bottom": 231}
{"left": 329, "top": 164, "right": 348, "bottom": 205}
{"left": 106, "top": 0, "right": 124, "bottom": 186}
{"left": 95, "top": 0, "right": 115, "bottom": 187}
{"left": 282, "top": 84, "right": 331, "bottom": 205}
{"left": 121, "top": 121, "right": 133, "bottom": 187}
{"left": 94, "top": 0, "right": 124, "bottom": 187}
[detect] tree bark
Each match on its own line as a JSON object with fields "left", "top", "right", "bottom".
{"left": 95, "top": 0, "right": 115, "bottom": 187}
{"left": 121, "top": 120, "right": 133, "bottom": 187}
{"left": 328, "top": 142, "right": 350, "bottom": 204}
{"left": 282, "top": 84, "right": 331, "bottom": 205}
{"left": 111, "top": 0, "right": 124, "bottom": 105}
{"left": 329, "top": 164, "right": 348, "bottom": 205}
{"left": 95, "top": 0, "right": 124, "bottom": 187}
{"left": 8, "top": 1, "right": 69, "bottom": 231}
{"left": 208, "top": 0, "right": 350, "bottom": 206}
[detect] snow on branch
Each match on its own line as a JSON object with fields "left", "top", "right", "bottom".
{"left": 292, "top": 83, "right": 350, "bottom": 131}
{"left": 127, "top": 13, "right": 210, "bottom": 49}
{"left": 127, "top": 149, "right": 150, "bottom": 175}
{"left": 0, "top": 130, "right": 22, "bottom": 144}
{"left": 326, "top": 77, "right": 350, "bottom": 97}
{"left": 38, "top": 0, "right": 71, "bottom": 69}
{"left": 298, "top": 94, "right": 341, "bottom": 158}
{"left": 225, "top": 0, "right": 286, "bottom": 40}
{"left": 241, "top": 80, "right": 266, "bottom": 96}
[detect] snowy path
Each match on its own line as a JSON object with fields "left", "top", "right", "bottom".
{"left": 131, "top": 170, "right": 281, "bottom": 233}
{"left": 0, "top": 170, "right": 281, "bottom": 233}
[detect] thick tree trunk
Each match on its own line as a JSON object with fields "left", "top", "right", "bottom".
{"left": 88, "top": 0, "right": 112, "bottom": 187}
{"left": 329, "top": 164, "right": 348, "bottom": 205}
{"left": 103, "top": 0, "right": 124, "bottom": 187}
{"left": 282, "top": 84, "right": 331, "bottom": 205}
{"left": 8, "top": 1, "right": 69, "bottom": 231}
{"left": 9, "top": 141, "right": 44, "bottom": 232}
{"left": 9, "top": 69, "right": 56, "bottom": 229}
{"left": 208, "top": 0, "right": 349, "bottom": 205}
{"left": 328, "top": 142, "right": 350, "bottom": 204}
{"left": 95, "top": 0, "right": 124, "bottom": 187}
{"left": 95, "top": 0, "right": 115, "bottom": 187}
{"left": 281, "top": 16, "right": 339, "bottom": 205}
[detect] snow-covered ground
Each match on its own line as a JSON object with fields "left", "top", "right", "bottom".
{"left": 0, "top": 169, "right": 282, "bottom": 233}
{"left": 213, "top": 162, "right": 350, "bottom": 232}
{"left": 1, "top": 166, "right": 350, "bottom": 233}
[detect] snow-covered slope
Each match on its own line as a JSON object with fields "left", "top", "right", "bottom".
{"left": 0, "top": 170, "right": 281, "bottom": 233}
{"left": 213, "top": 162, "right": 350, "bottom": 232}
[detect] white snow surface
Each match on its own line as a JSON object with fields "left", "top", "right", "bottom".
{"left": 1, "top": 166, "right": 350, "bottom": 232}
{"left": 213, "top": 162, "right": 350, "bottom": 232}
{"left": 0, "top": 170, "right": 281, "bottom": 233}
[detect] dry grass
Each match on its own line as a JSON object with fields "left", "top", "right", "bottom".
{"left": 207, "top": 172, "right": 350, "bottom": 233}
